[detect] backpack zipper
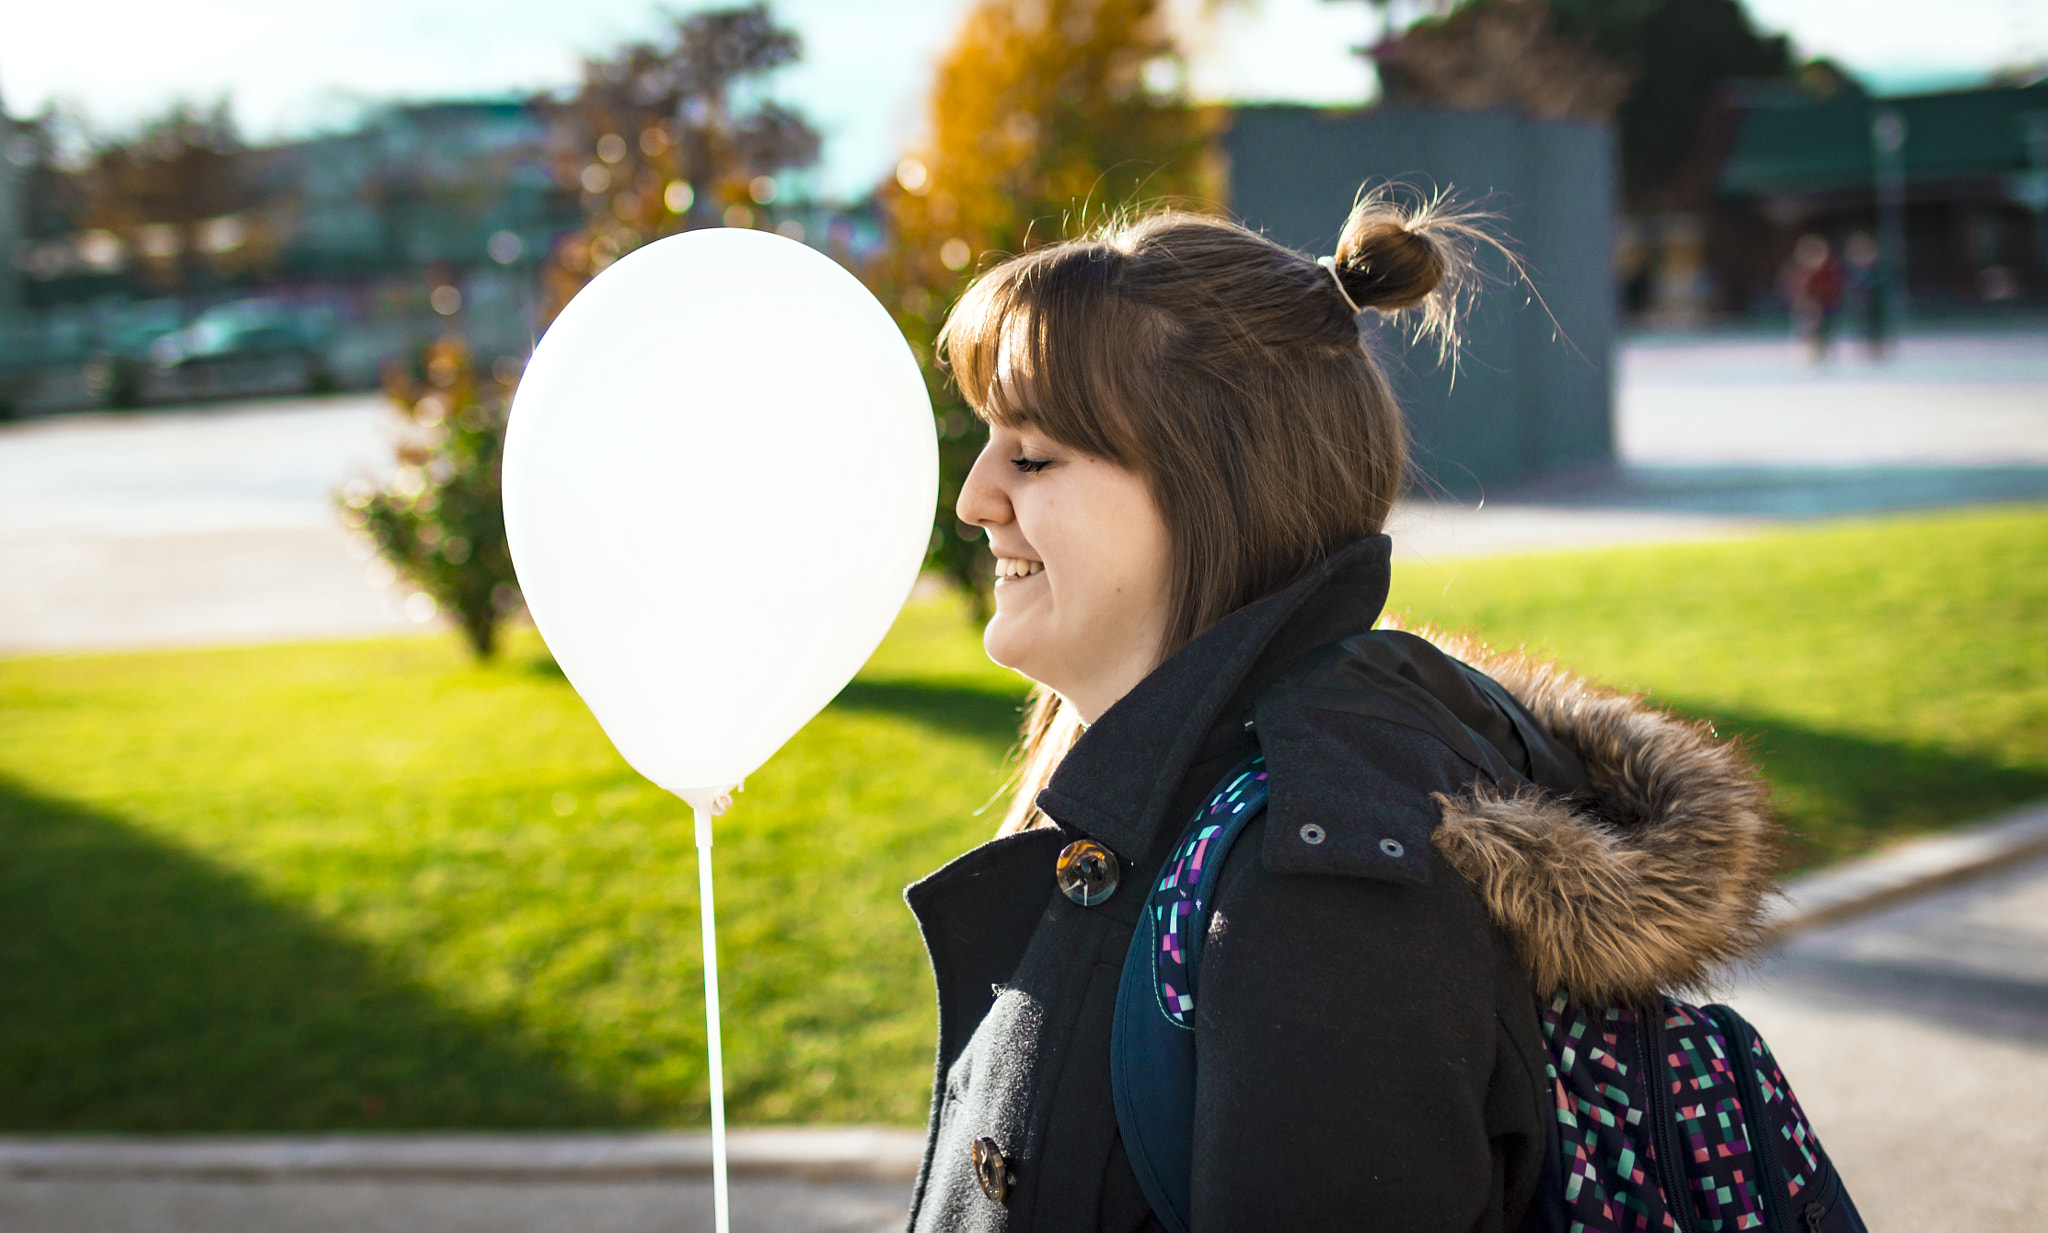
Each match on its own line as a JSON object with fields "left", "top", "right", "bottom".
{"left": 1640, "top": 1006, "right": 1704, "bottom": 1233}
{"left": 1705, "top": 1005, "right": 1797, "bottom": 1233}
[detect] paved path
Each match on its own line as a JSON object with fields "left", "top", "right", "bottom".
{"left": 1389, "top": 327, "right": 2048, "bottom": 561}
{"left": 1723, "top": 850, "right": 2048, "bottom": 1230}
{"left": 0, "top": 1129, "right": 923, "bottom": 1233}
{"left": 0, "top": 1176, "right": 911, "bottom": 1233}
{"left": 0, "top": 395, "right": 417, "bottom": 654}
{"left": 4, "top": 329, "right": 2046, "bottom": 654}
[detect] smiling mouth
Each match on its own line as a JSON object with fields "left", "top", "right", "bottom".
{"left": 994, "top": 557, "right": 1044, "bottom": 580}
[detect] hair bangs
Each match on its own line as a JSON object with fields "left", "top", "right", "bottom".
{"left": 937, "top": 243, "right": 1145, "bottom": 465}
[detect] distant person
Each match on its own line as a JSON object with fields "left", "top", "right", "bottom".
{"left": 899, "top": 192, "right": 1864, "bottom": 1230}
{"left": 1844, "top": 232, "right": 1893, "bottom": 359}
{"left": 1784, "top": 233, "right": 1845, "bottom": 362}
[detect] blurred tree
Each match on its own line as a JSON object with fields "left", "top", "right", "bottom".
{"left": 1360, "top": 0, "right": 1793, "bottom": 209}
{"left": 873, "top": 0, "right": 1224, "bottom": 611}
{"left": 347, "top": 3, "right": 820, "bottom": 659}
{"left": 69, "top": 100, "right": 275, "bottom": 295}
{"left": 1543, "top": 0, "right": 1793, "bottom": 209}
{"left": 343, "top": 339, "right": 520, "bottom": 660}
{"left": 1367, "top": 0, "right": 1633, "bottom": 123}
{"left": 542, "top": 1, "right": 821, "bottom": 318}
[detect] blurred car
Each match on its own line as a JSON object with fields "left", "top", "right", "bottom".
{"left": 148, "top": 299, "right": 337, "bottom": 397}
{"left": 77, "top": 301, "right": 185, "bottom": 409}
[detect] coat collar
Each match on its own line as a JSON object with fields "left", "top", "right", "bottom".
{"left": 1034, "top": 536, "right": 1393, "bottom": 862}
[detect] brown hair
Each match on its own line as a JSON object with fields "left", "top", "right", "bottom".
{"left": 938, "top": 187, "right": 1498, "bottom": 833}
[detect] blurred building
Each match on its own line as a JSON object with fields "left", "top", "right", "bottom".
{"left": 1616, "top": 73, "right": 2048, "bottom": 322}
{"left": 2, "top": 98, "right": 582, "bottom": 413}
{"left": 1, "top": 110, "right": 23, "bottom": 324}
{"left": 0, "top": 82, "right": 45, "bottom": 329}
{"left": 1226, "top": 104, "right": 1615, "bottom": 495}
{"left": 1711, "top": 75, "right": 2048, "bottom": 314}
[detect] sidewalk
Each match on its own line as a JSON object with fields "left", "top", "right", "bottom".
{"left": 0, "top": 1130, "right": 921, "bottom": 1233}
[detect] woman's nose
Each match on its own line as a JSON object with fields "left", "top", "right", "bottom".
{"left": 956, "top": 442, "right": 1011, "bottom": 529}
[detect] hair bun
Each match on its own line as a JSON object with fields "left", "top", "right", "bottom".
{"left": 1324, "top": 186, "right": 1510, "bottom": 364}
{"left": 1332, "top": 217, "right": 1444, "bottom": 311}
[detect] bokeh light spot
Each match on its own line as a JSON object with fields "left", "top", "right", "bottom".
{"left": 895, "top": 157, "right": 930, "bottom": 195}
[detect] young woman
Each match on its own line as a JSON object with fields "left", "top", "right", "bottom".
{"left": 901, "top": 194, "right": 1781, "bottom": 1232}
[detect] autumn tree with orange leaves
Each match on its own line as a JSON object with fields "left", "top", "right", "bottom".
{"left": 874, "top": 0, "right": 1224, "bottom": 608}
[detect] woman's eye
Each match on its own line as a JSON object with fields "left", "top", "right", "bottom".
{"left": 1010, "top": 456, "right": 1053, "bottom": 474}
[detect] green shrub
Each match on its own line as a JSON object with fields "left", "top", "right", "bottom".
{"left": 341, "top": 338, "right": 520, "bottom": 658}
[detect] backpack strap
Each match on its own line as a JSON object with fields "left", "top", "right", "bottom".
{"left": 1110, "top": 755, "right": 1270, "bottom": 1233}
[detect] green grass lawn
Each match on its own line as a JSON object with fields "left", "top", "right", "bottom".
{"left": 1385, "top": 503, "right": 2048, "bottom": 869}
{"left": 2, "top": 503, "right": 2043, "bottom": 1132}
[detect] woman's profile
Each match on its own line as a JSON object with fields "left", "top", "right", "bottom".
{"left": 899, "top": 191, "right": 1849, "bottom": 1232}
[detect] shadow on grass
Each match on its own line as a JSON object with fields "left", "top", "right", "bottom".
{"left": 0, "top": 775, "right": 630, "bottom": 1132}
{"left": 1683, "top": 707, "right": 2048, "bottom": 872}
{"left": 826, "top": 686, "right": 2048, "bottom": 870}
{"left": 830, "top": 679, "right": 1027, "bottom": 749}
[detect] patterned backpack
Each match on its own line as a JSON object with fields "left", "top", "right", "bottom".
{"left": 1110, "top": 755, "right": 1868, "bottom": 1233}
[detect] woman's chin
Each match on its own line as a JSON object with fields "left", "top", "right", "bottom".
{"left": 980, "top": 614, "right": 1041, "bottom": 680}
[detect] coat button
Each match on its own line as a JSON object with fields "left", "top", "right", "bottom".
{"left": 970, "top": 1135, "right": 1013, "bottom": 1202}
{"left": 1055, "top": 839, "right": 1120, "bottom": 905}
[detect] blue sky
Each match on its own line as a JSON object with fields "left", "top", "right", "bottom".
{"left": 3, "top": 0, "right": 2038, "bottom": 200}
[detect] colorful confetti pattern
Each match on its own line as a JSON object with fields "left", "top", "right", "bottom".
{"left": 1539, "top": 992, "right": 1829, "bottom": 1232}
{"left": 1147, "top": 756, "right": 1269, "bottom": 1029}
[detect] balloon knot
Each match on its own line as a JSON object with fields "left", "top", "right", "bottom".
{"left": 680, "top": 781, "right": 743, "bottom": 817}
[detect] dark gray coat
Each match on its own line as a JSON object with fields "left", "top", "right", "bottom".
{"left": 903, "top": 537, "right": 1593, "bottom": 1232}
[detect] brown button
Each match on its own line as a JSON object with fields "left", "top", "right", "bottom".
{"left": 970, "top": 1135, "right": 1012, "bottom": 1202}
{"left": 1055, "top": 839, "right": 1120, "bottom": 906}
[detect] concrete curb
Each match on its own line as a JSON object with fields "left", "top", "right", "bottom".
{"left": 0, "top": 1128, "right": 924, "bottom": 1184}
{"left": 1770, "top": 798, "right": 2048, "bottom": 936}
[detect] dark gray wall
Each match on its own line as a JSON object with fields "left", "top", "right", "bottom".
{"left": 1224, "top": 105, "right": 1616, "bottom": 495}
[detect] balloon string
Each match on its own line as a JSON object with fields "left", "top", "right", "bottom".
{"left": 695, "top": 805, "right": 730, "bottom": 1233}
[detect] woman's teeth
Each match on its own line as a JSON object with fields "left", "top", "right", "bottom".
{"left": 994, "top": 557, "right": 1043, "bottom": 579}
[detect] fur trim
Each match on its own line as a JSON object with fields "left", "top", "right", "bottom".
{"left": 1400, "top": 624, "right": 1781, "bottom": 1006}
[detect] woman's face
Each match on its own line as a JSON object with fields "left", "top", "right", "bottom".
{"left": 957, "top": 421, "right": 1174, "bottom": 724}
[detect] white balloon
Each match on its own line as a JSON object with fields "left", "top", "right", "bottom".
{"left": 503, "top": 228, "right": 937, "bottom": 812}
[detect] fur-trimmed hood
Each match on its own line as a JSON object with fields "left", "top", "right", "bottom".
{"left": 1413, "top": 627, "right": 1781, "bottom": 1008}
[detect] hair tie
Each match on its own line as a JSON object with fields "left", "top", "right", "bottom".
{"left": 1317, "top": 255, "right": 1366, "bottom": 316}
